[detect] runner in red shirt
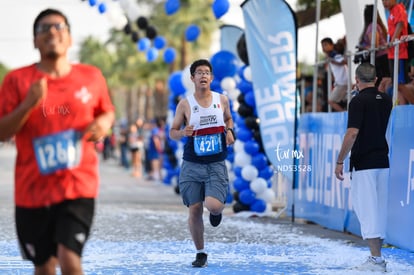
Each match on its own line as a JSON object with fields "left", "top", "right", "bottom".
{"left": 0, "top": 9, "right": 114, "bottom": 275}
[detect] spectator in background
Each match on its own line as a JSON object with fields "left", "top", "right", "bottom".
{"left": 357, "top": 4, "right": 391, "bottom": 92}
{"left": 398, "top": 58, "right": 414, "bottom": 104}
{"left": 383, "top": 0, "right": 409, "bottom": 86}
{"left": 102, "top": 126, "right": 115, "bottom": 161}
{"left": 128, "top": 120, "right": 144, "bottom": 178}
{"left": 303, "top": 75, "right": 324, "bottom": 112}
{"left": 146, "top": 116, "right": 166, "bottom": 181}
{"left": 321, "top": 37, "right": 349, "bottom": 112}
{"left": 118, "top": 120, "right": 130, "bottom": 169}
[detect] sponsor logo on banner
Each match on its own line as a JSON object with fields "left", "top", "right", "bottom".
{"left": 242, "top": 0, "right": 297, "bottom": 181}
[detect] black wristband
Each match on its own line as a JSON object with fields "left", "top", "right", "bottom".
{"left": 227, "top": 128, "right": 236, "bottom": 139}
{"left": 336, "top": 162, "right": 343, "bottom": 165}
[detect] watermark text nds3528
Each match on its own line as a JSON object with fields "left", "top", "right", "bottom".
{"left": 274, "top": 143, "right": 311, "bottom": 173}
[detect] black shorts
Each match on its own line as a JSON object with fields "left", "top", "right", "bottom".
{"left": 15, "top": 198, "right": 95, "bottom": 266}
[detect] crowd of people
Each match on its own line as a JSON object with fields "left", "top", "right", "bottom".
{"left": 302, "top": 0, "right": 414, "bottom": 113}
{"left": 102, "top": 116, "right": 167, "bottom": 182}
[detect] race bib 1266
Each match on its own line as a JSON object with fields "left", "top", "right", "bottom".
{"left": 193, "top": 133, "right": 223, "bottom": 156}
{"left": 33, "top": 129, "right": 82, "bottom": 175}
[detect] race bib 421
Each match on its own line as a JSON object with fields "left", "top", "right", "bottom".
{"left": 193, "top": 133, "right": 223, "bottom": 156}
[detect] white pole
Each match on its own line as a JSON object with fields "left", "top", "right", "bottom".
{"left": 393, "top": 42, "right": 399, "bottom": 105}
{"left": 370, "top": 0, "right": 378, "bottom": 65}
{"left": 312, "top": 0, "right": 321, "bottom": 113}
{"left": 408, "top": 0, "right": 414, "bottom": 24}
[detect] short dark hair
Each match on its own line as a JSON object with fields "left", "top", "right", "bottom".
{"left": 33, "top": 9, "right": 70, "bottom": 36}
{"left": 190, "top": 59, "right": 213, "bottom": 76}
{"left": 320, "top": 37, "right": 334, "bottom": 45}
{"left": 356, "top": 62, "right": 376, "bottom": 82}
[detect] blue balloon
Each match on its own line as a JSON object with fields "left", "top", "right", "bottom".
{"left": 233, "top": 177, "right": 250, "bottom": 192}
{"left": 88, "top": 0, "right": 97, "bottom": 7}
{"left": 251, "top": 199, "right": 267, "bottom": 213}
{"left": 212, "top": 0, "right": 230, "bottom": 19}
{"left": 98, "top": 3, "right": 106, "bottom": 13}
{"left": 267, "top": 179, "right": 272, "bottom": 188}
{"left": 167, "top": 139, "right": 178, "bottom": 151}
{"left": 226, "top": 192, "right": 233, "bottom": 204}
{"left": 252, "top": 153, "right": 268, "bottom": 170}
{"left": 154, "top": 36, "right": 166, "bottom": 49}
{"left": 244, "top": 90, "right": 256, "bottom": 107}
{"left": 165, "top": 0, "right": 180, "bottom": 15}
{"left": 238, "top": 65, "right": 247, "bottom": 81}
{"left": 185, "top": 24, "right": 200, "bottom": 42}
{"left": 168, "top": 71, "right": 186, "bottom": 96}
{"left": 210, "top": 78, "right": 222, "bottom": 92}
{"left": 226, "top": 151, "right": 234, "bottom": 163}
{"left": 163, "top": 47, "right": 176, "bottom": 64}
{"left": 236, "top": 127, "right": 253, "bottom": 142}
{"left": 146, "top": 48, "right": 158, "bottom": 62}
{"left": 210, "top": 50, "right": 238, "bottom": 79}
{"left": 235, "top": 115, "right": 246, "bottom": 129}
{"left": 239, "top": 189, "right": 256, "bottom": 205}
{"left": 259, "top": 166, "right": 274, "bottom": 180}
{"left": 137, "top": 38, "right": 150, "bottom": 52}
{"left": 237, "top": 79, "right": 253, "bottom": 94}
{"left": 169, "top": 102, "right": 177, "bottom": 111}
{"left": 163, "top": 160, "right": 173, "bottom": 170}
{"left": 244, "top": 140, "right": 260, "bottom": 155}
{"left": 233, "top": 166, "right": 242, "bottom": 178}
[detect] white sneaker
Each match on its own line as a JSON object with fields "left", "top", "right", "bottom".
{"left": 353, "top": 256, "right": 387, "bottom": 272}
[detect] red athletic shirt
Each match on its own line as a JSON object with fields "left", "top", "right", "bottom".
{"left": 387, "top": 3, "right": 408, "bottom": 59}
{"left": 0, "top": 64, "right": 114, "bottom": 208}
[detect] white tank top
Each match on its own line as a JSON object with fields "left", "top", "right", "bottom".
{"left": 187, "top": 92, "right": 225, "bottom": 134}
{"left": 184, "top": 92, "right": 227, "bottom": 160}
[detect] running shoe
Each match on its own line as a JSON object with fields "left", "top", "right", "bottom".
{"left": 192, "top": 252, "right": 208, "bottom": 267}
{"left": 353, "top": 256, "right": 387, "bottom": 272}
{"left": 209, "top": 213, "right": 222, "bottom": 227}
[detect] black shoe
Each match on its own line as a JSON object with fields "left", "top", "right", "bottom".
{"left": 209, "top": 213, "right": 222, "bottom": 227}
{"left": 192, "top": 252, "right": 208, "bottom": 267}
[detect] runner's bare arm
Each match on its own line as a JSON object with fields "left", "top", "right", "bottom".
{"left": 221, "top": 95, "right": 235, "bottom": 145}
{"left": 170, "top": 99, "right": 193, "bottom": 140}
{"left": 84, "top": 111, "right": 115, "bottom": 142}
{"left": 0, "top": 78, "right": 47, "bottom": 141}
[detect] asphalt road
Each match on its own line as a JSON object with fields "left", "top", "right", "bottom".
{"left": 1, "top": 143, "right": 413, "bottom": 274}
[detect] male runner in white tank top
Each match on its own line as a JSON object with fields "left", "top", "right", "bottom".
{"left": 169, "top": 59, "right": 235, "bottom": 268}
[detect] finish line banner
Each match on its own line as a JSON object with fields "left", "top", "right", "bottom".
{"left": 241, "top": 0, "right": 297, "bottom": 181}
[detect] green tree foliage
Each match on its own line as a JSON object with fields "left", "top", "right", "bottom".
{"left": 0, "top": 63, "right": 9, "bottom": 84}
{"left": 78, "top": 0, "right": 221, "bottom": 121}
{"left": 295, "top": 0, "right": 341, "bottom": 28}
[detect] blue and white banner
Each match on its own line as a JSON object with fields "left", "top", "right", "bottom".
{"left": 386, "top": 105, "right": 414, "bottom": 252}
{"left": 220, "top": 24, "right": 244, "bottom": 63}
{"left": 290, "top": 107, "right": 414, "bottom": 252}
{"left": 241, "top": 0, "right": 297, "bottom": 181}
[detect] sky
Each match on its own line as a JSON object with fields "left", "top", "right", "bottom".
{"left": 0, "top": 0, "right": 346, "bottom": 69}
